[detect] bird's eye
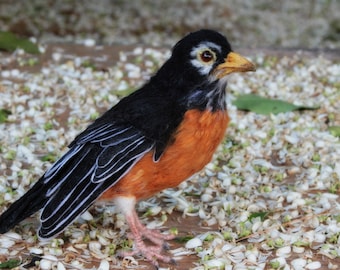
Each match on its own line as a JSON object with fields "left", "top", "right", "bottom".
{"left": 199, "top": 49, "right": 216, "bottom": 63}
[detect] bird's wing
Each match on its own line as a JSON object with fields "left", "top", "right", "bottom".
{"left": 38, "top": 122, "right": 154, "bottom": 238}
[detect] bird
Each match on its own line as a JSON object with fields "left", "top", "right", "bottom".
{"left": 0, "top": 29, "right": 255, "bottom": 266}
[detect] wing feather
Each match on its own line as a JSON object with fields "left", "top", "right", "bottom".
{"left": 93, "top": 137, "right": 151, "bottom": 182}
{"left": 38, "top": 123, "right": 154, "bottom": 239}
{"left": 43, "top": 144, "right": 85, "bottom": 182}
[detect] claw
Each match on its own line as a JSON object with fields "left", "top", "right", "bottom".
{"left": 162, "top": 241, "right": 170, "bottom": 250}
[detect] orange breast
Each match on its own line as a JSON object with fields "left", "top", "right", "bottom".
{"left": 100, "top": 109, "right": 229, "bottom": 201}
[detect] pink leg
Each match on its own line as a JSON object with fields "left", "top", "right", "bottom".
{"left": 114, "top": 196, "right": 176, "bottom": 266}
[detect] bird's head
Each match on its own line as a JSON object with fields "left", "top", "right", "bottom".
{"left": 170, "top": 29, "right": 255, "bottom": 83}
{"left": 152, "top": 29, "right": 256, "bottom": 110}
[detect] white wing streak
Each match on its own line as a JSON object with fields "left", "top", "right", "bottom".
{"left": 43, "top": 144, "right": 84, "bottom": 182}
{"left": 38, "top": 123, "right": 154, "bottom": 239}
{"left": 92, "top": 138, "right": 151, "bottom": 183}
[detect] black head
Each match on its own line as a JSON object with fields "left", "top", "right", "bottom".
{"left": 150, "top": 29, "right": 256, "bottom": 110}
{"left": 156, "top": 29, "right": 254, "bottom": 86}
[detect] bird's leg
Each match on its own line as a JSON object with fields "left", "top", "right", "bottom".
{"left": 130, "top": 209, "right": 175, "bottom": 247}
{"left": 120, "top": 209, "right": 175, "bottom": 265}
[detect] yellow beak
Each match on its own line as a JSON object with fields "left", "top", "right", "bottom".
{"left": 215, "top": 52, "right": 256, "bottom": 78}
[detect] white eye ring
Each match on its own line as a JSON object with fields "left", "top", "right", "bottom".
{"left": 198, "top": 49, "right": 216, "bottom": 64}
{"left": 190, "top": 42, "right": 221, "bottom": 75}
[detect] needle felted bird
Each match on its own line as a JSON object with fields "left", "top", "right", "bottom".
{"left": 0, "top": 29, "right": 255, "bottom": 265}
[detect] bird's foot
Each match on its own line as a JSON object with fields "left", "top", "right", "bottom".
{"left": 119, "top": 240, "right": 175, "bottom": 267}
{"left": 119, "top": 211, "right": 176, "bottom": 266}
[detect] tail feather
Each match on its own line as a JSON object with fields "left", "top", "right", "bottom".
{"left": 0, "top": 178, "right": 48, "bottom": 233}
{"left": 0, "top": 144, "right": 85, "bottom": 234}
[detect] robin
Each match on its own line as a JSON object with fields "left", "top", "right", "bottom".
{"left": 0, "top": 29, "right": 255, "bottom": 266}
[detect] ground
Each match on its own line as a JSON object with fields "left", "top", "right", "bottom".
{"left": 0, "top": 1, "right": 340, "bottom": 270}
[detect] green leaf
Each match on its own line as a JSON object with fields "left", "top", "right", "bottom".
{"left": 329, "top": 126, "right": 340, "bottom": 137}
{"left": 175, "top": 235, "right": 194, "bottom": 243}
{"left": 0, "top": 31, "right": 40, "bottom": 54}
{"left": 112, "top": 87, "right": 136, "bottom": 98}
{"left": 0, "top": 259, "right": 21, "bottom": 269}
{"left": 41, "top": 152, "right": 58, "bottom": 163}
{"left": 249, "top": 211, "right": 269, "bottom": 222}
{"left": 0, "top": 108, "right": 11, "bottom": 123}
{"left": 233, "top": 94, "right": 319, "bottom": 115}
